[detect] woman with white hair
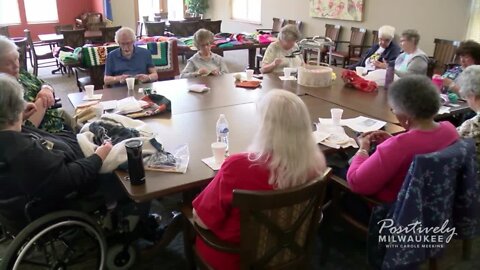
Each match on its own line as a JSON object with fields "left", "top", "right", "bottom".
{"left": 191, "top": 89, "right": 326, "bottom": 269}
{"left": 0, "top": 35, "right": 69, "bottom": 133}
{"left": 457, "top": 65, "right": 480, "bottom": 162}
{"left": 260, "top": 24, "right": 303, "bottom": 73}
{"left": 349, "top": 25, "right": 401, "bottom": 72}
{"left": 104, "top": 27, "right": 158, "bottom": 86}
{"left": 180, "top": 28, "right": 229, "bottom": 78}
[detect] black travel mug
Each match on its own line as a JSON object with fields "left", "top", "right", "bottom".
{"left": 125, "top": 140, "right": 145, "bottom": 185}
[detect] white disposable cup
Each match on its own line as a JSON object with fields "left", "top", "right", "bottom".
{"left": 246, "top": 69, "right": 254, "bottom": 80}
{"left": 355, "top": 66, "right": 365, "bottom": 76}
{"left": 331, "top": 108, "right": 344, "bottom": 125}
{"left": 283, "top": 67, "right": 292, "bottom": 78}
{"left": 211, "top": 142, "right": 227, "bottom": 164}
{"left": 93, "top": 103, "right": 103, "bottom": 118}
{"left": 85, "top": 85, "right": 94, "bottom": 98}
{"left": 126, "top": 77, "right": 135, "bottom": 90}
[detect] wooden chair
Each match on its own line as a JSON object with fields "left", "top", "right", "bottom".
{"left": 100, "top": 26, "right": 121, "bottom": 43}
{"left": 75, "top": 12, "right": 105, "bottom": 31}
{"left": 201, "top": 20, "right": 222, "bottom": 34}
{"left": 349, "top": 30, "right": 379, "bottom": 66}
{"left": 181, "top": 168, "right": 332, "bottom": 270}
{"left": 24, "top": 29, "right": 57, "bottom": 76}
{"left": 13, "top": 38, "right": 28, "bottom": 72}
{"left": 0, "top": 26, "right": 10, "bottom": 37}
{"left": 285, "top": 19, "right": 303, "bottom": 33}
{"left": 256, "top": 17, "right": 284, "bottom": 35}
{"left": 329, "top": 27, "right": 367, "bottom": 67}
{"left": 136, "top": 21, "right": 143, "bottom": 38}
{"left": 431, "top": 38, "right": 461, "bottom": 74}
{"left": 54, "top": 24, "right": 74, "bottom": 35}
{"left": 61, "top": 29, "right": 86, "bottom": 48}
{"left": 144, "top": 22, "right": 166, "bottom": 37}
{"left": 306, "top": 24, "right": 342, "bottom": 64}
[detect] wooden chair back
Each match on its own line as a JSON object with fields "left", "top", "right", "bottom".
{"left": 100, "top": 26, "right": 121, "bottom": 43}
{"left": 325, "top": 24, "right": 342, "bottom": 49}
{"left": 13, "top": 38, "right": 28, "bottom": 71}
{"left": 144, "top": 22, "right": 166, "bottom": 36}
{"left": 349, "top": 27, "right": 367, "bottom": 58}
{"left": 232, "top": 168, "right": 331, "bottom": 269}
{"left": 136, "top": 21, "right": 143, "bottom": 38}
{"left": 272, "top": 18, "right": 284, "bottom": 33}
{"left": 202, "top": 20, "right": 222, "bottom": 34}
{"left": 54, "top": 24, "right": 74, "bottom": 35}
{"left": 61, "top": 29, "right": 86, "bottom": 48}
{"left": 0, "top": 26, "right": 10, "bottom": 37}
{"left": 371, "top": 30, "right": 379, "bottom": 46}
{"left": 284, "top": 19, "right": 303, "bottom": 33}
{"left": 432, "top": 38, "right": 461, "bottom": 73}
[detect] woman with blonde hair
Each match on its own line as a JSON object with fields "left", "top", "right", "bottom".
{"left": 191, "top": 89, "right": 326, "bottom": 269}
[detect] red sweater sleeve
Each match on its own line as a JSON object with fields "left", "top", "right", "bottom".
{"left": 346, "top": 138, "right": 402, "bottom": 195}
{"left": 192, "top": 158, "right": 237, "bottom": 231}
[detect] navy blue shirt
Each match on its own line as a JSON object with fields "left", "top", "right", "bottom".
{"left": 105, "top": 46, "right": 154, "bottom": 77}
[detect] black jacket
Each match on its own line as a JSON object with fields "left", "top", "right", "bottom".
{"left": 0, "top": 126, "right": 103, "bottom": 201}
{"left": 348, "top": 42, "right": 402, "bottom": 70}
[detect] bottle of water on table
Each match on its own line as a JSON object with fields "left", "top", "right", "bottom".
{"left": 216, "top": 114, "right": 229, "bottom": 154}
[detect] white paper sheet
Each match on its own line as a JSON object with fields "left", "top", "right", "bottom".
{"left": 202, "top": 156, "right": 223, "bottom": 171}
{"left": 82, "top": 94, "right": 103, "bottom": 101}
{"left": 438, "top": 106, "right": 451, "bottom": 115}
{"left": 343, "top": 116, "right": 386, "bottom": 132}
{"left": 188, "top": 84, "right": 210, "bottom": 93}
{"left": 100, "top": 100, "right": 118, "bottom": 111}
{"left": 115, "top": 96, "right": 142, "bottom": 114}
{"left": 315, "top": 124, "right": 359, "bottom": 149}
{"left": 279, "top": 76, "right": 297, "bottom": 81}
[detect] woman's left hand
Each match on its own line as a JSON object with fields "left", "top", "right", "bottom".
{"left": 357, "top": 133, "right": 372, "bottom": 151}
{"left": 22, "top": 102, "right": 37, "bottom": 121}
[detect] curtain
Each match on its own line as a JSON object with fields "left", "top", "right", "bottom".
{"left": 466, "top": 0, "right": 480, "bottom": 41}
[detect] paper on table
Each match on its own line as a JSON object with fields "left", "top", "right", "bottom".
{"left": 188, "top": 84, "right": 210, "bottom": 93}
{"left": 438, "top": 106, "right": 451, "bottom": 115}
{"left": 202, "top": 156, "right": 223, "bottom": 171}
{"left": 343, "top": 116, "right": 386, "bottom": 133}
{"left": 315, "top": 124, "right": 359, "bottom": 149}
{"left": 82, "top": 94, "right": 103, "bottom": 101}
{"left": 100, "top": 100, "right": 118, "bottom": 111}
{"left": 115, "top": 96, "right": 142, "bottom": 114}
{"left": 279, "top": 76, "right": 297, "bottom": 81}
{"left": 318, "top": 118, "right": 350, "bottom": 126}
{"left": 312, "top": 130, "right": 330, "bottom": 144}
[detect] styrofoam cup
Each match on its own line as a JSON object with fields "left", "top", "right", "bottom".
{"left": 331, "top": 108, "right": 344, "bottom": 125}
{"left": 211, "top": 142, "right": 227, "bottom": 164}
{"left": 355, "top": 66, "right": 365, "bottom": 76}
{"left": 284, "top": 67, "right": 293, "bottom": 78}
{"left": 126, "top": 77, "right": 135, "bottom": 90}
{"left": 246, "top": 69, "right": 254, "bottom": 80}
{"left": 85, "top": 85, "right": 94, "bottom": 98}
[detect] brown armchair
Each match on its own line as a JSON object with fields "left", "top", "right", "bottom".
{"left": 75, "top": 12, "right": 106, "bottom": 31}
{"left": 181, "top": 168, "right": 331, "bottom": 270}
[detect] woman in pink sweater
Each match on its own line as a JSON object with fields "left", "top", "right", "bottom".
{"left": 347, "top": 75, "right": 459, "bottom": 203}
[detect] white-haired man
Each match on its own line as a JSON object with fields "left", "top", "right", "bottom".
{"left": 104, "top": 27, "right": 158, "bottom": 86}
{"left": 348, "top": 25, "right": 401, "bottom": 72}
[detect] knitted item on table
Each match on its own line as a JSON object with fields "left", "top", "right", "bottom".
{"left": 341, "top": 69, "right": 378, "bottom": 92}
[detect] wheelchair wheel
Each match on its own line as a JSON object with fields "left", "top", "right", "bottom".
{"left": 1, "top": 210, "right": 107, "bottom": 270}
{"left": 105, "top": 244, "right": 137, "bottom": 270}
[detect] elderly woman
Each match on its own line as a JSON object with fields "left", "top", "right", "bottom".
{"left": 0, "top": 35, "right": 70, "bottom": 133}
{"left": 0, "top": 73, "right": 112, "bottom": 202}
{"left": 260, "top": 24, "right": 303, "bottom": 73}
{"left": 349, "top": 25, "right": 401, "bottom": 72}
{"left": 104, "top": 27, "right": 158, "bottom": 86}
{"left": 376, "top": 29, "right": 429, "bottom": 77}
{"left": 456, "top": 65, "right": 480, "bottom": 162}
{"left": 442, "top": 40, "right": 480, "bottom": 94}
{"left": 180, "top": 29, "right": 228, "bottom": 78}
{"left": 347, "top": 76, "right": 458, "bottom": 203}
{"left": 192, "top": 90, "right": 326, "bottom": 269}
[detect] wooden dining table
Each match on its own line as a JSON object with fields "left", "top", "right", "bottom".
{"left": 68, "top": 73, "right": 406, "bottom": 202}
{"left": 38, "top": 30, "right": 102, "bottom": 43}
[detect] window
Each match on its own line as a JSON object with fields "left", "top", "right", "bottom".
{"left": 231, "top": 0, "right": 261, "bottom": 23}
{"left": 138, "top": 0, "right": 161, "bottom": 21}
{"left": 24, "top": 0, "right": 59, "bottom": 23}
{"left": 168, "top": 0, "right": 184, "bottom": 20}
{"left": 0, "top": 0, "right": 21, "bottom": 25}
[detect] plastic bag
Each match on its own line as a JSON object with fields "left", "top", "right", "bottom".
{"left": 145, "top": 144, "right": 190, "bottom": 173}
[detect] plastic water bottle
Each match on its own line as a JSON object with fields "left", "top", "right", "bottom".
{"left": 216, "top": 114, "right": 229, "bottom": 153}
{"left": 384, "top": 61, "right": 395, "bottom": 90}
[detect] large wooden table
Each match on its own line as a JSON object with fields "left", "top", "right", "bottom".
{"left": 69, "top": 74, "right": 406, "bottom": 202}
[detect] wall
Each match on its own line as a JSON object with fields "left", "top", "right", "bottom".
{"left": 92, "top": 0, "right": 105, "bottom": 15}
{"left": 8, "top": 0, "right": 94, "bottom": 40}
{"left": 206, "top": 0, "right": 471, "bottom": 55}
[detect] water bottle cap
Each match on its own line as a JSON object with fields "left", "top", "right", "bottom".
{"left": 219, "top": 114, "right": 225, "bottom": 118}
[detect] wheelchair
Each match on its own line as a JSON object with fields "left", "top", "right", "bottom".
{"left": 0, "top": 191, "right": 148, "bottom": 270}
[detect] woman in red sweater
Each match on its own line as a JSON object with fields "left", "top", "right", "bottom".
{"left": 191, "top": 90, "right": 327, "bottom": 270}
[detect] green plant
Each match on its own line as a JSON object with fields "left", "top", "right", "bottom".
{"left": 185, "top": 0, "right": 209, "bottom": 15}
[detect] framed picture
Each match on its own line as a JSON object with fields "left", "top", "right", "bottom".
{"left": 310, "top": 0, "right": 364, "bottom": 21}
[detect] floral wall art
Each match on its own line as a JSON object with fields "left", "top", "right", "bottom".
{"left": 310, "top": 0, "right": 364, "bottom": 21}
